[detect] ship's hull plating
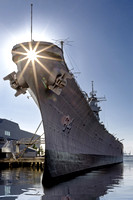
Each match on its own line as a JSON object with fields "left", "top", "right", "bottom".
{"left": 5, "top": 41, "right": 123, "bottom": 181}
{"left": 44, "top": 150, "right": 123, "bottom": 178}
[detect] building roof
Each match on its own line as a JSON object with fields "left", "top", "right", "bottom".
{"left": 0, "top": 118, "right": 40, "bottom": 141}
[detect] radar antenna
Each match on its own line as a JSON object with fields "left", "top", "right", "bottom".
{"left": 53, "top": 38, "right": 73, "bottom": 51}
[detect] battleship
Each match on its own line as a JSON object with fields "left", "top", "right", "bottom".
{"left": 4, "top": 40, "right": 123, "bottom": 182}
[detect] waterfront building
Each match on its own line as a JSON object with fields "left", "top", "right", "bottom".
{"left": 0, "top": 118, "right": 40, "bottom": 158}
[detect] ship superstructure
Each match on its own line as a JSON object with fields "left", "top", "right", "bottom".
{"left": 4, "top": 40, "right": 123, "bottom": 181}
{"left": 88, "top": 81, "right": 106, "bottom": 121}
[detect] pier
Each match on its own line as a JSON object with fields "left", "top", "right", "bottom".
{"left": 0, "top": 156, "right": 44, "bottom": 169}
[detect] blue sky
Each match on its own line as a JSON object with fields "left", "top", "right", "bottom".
{"left": 0, "top": 0, "right": 132, "bottom": 153}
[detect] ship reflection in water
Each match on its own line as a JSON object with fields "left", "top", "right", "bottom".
{"left": 42, "top": 164, "right": 123, "bottom": 200}
{"left": 0, "top": 163, "right": 124, "bottom": 200}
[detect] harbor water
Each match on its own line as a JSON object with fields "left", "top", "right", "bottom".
{"left": 0, "top": 156, "right": 133, "bottom": 200}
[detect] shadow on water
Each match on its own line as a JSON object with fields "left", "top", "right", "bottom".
{"left": 42, "top": 163, "right": 123, "bottom": 200}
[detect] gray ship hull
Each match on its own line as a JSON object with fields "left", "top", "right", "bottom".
{"left": 4, "top": 41, "right": 123, "bottom": 181}
{"left": 44, "top": 150, "right": 122, "bottom": 178}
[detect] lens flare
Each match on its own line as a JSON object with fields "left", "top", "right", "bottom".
{"left": 27, "top": 49, "right": 37, "bottom": 61}
{"left": 12, "top": 42, "right": 60, "bottom": 92}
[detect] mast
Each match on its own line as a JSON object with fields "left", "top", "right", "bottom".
{"left": 31, "top": 4, "right": 33, "bottom": 41}
{"left": 92, "top": 80, "right": 94, "bottom": 94}
{"left": 90, "top": 81, "right": 97, "bottom": 98}
{"left": 60, "top": 41, "right": 64, "bottom": 51}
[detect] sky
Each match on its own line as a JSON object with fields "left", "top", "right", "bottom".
{"left": 0, "top": 0, "right": 132, "bottom": 153}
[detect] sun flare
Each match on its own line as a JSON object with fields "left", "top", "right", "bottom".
{"left": 12, "top": 41, "right": 58, "bottom": 90}
{"left": 12, "top": 41, "right": 62, "bottom": 77}
{"left": 27, "top": 49, "right": 37, "bottom": 61}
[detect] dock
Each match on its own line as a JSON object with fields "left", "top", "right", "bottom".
{"left": 0, "top": 157, "right": 44, "bottom": 169}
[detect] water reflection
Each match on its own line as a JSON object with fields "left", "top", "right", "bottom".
{"left": 0, "top": 167, "right": 43, "bottom": 199}
{"left": 42, "top": 164, "right": 123, "bottom": 200}
{"left": 15, "top": 188, "right": 43, "bottom": 200}
{"left": 0, "top": 164, "right": 124, "bottom": 200}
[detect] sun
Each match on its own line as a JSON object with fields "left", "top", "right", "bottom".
{"left": 12, "top": 41, "right": 62, "bottom": 76}
{"left": 27, "top": 49, "right": 37, "bottom": 61}
{"left": 11, "top": 41, "right": 60, "bottom": 91}
{"left": 11, "top": 41, "right": 65, "bottom": 95}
